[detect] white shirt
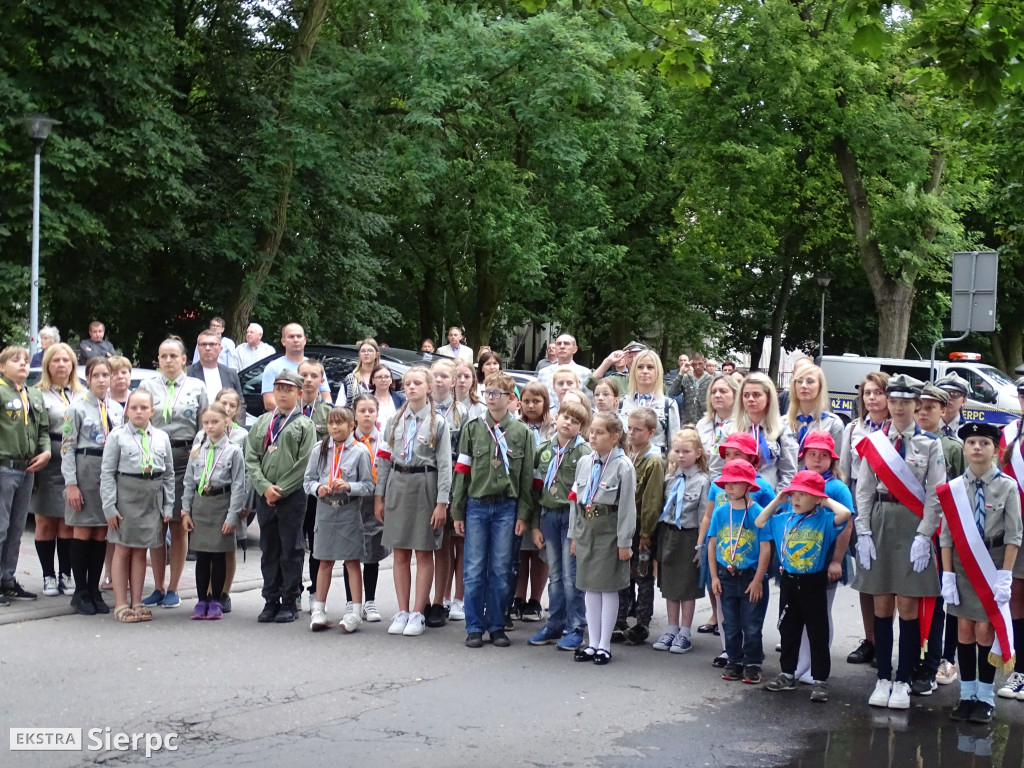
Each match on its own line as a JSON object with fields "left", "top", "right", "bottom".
{"left": 233, "top": 341, "right": 276, "bottom": 370}
{"left": 201, "top": 365, "right": 223, "bottom": 398}
{"left": 538, "top": 360, "right": 593, "bottom": 405}
{"left": 436, "top": 344, "right": 474, "bottom": 364}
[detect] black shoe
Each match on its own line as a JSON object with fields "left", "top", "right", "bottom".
{"left": 712, "top": 652, "right": 728, "bottom": 668}
{"left": 520, "top": 599, "right": 543, "bottom": 622}
{"left": 742, "top": 665, "right": 762, "bottom": 685}
{"left": 968, "top": 699, "right": 995, "bottom": 724}
{"left": 490, "top": 630, "right": 511, "bottom": 647}
{"left": 610, "top": 621, "right": 629, "bottom": 643}
{"left": 257, "top": 601, "right": 280, "bottom": 623}
{"left": 220, "top": 593, "right": 232, "bottom": 613}
{"left": 722, "top": 663, "right": 743, "bottom": 681}
{"left": 847, "top": 639, "right": 875, "bottom": 664}
{"left": 951, "top": 698, "right": 976, "bottom": 722}
{"left": 3, "top": 581, "right": 37, "bottom": 600}
{"left": 274, "top": 605, "right": 297, "bottom": 623}
{"left": 465, "top": 632, "right": 484, "bottom": 648}
{"left": 910, "top": 666, "right": 936, "bottom": 696}
{"left": 70, "top": 592, "right": 96, "bottom": 616}
{"left": 509, "top": 597, "right": 525, "bottom": 621}
{"left": 425, "top": 603, "right": 447, "bottom": 628}
{"left": 593, "top": 649, "right": 612, "bottom": 665}
{"left": 91, "top": 591, "right": 110, "bottom": 615}
{"left": 696, "top": 623, "right": 718, "bottom": 634}
{"left": 574, "top": 646, "right": 597, "bottom": 662}
{"left": 623, "top": 624, "right": 650, "bottom": 646}
{"left": 0, "top": 593, "right": 9, "bottom": 607}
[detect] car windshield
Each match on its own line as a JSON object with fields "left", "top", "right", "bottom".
{"left": 978, "top": 365, "right": 1015, "bottom": 389}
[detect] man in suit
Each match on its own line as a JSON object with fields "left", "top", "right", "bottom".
{"left": 188, "top": 330, "right": 245, "bottom": 417}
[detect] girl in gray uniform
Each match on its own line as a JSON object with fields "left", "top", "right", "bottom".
{"left": 101, "top": 390, "right": 174, "bottom": 623}
{"left": 210, "top": 387, "right": 249, "bottom": 612}
{"left": 374, "top": 366, "right": 453, "bottom": 638}
{"left": 305, "top": 406, "right": 374, "bottom": 633}
{"left": 455, "top": 360, "right": 485, "bottom": 421}
{"left": 570, "top": 412, "right": 637, "bottom": 665}
{"left": 63, "top": 358, "right": 123, "bottom": 615}
{"left": 733, "top": 373, "right": 798, "bottom": 491}
{"left": 785, "top": 364, "right": 845, "bottom": 451}
{"left": 138, "top": 338, "right": 208, "bottom": 609}
{"left": 33, "top": 342, "right": 83, "bottom": 596}
{"left": 181, "top": 403, "right": 246, "bottom": 621}
{"left": 350, "top": 394, "right": 386, "bottom": 622}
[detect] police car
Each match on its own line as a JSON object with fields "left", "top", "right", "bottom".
{"left": 820, "top": 353, "right": 1021, "bottom": 426}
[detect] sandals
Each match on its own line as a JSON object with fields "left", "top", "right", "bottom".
{"left": 593, "top": 649, "right": 612, "bottom": 665}
{"left": 132, "top": 604, "right": 153, "bottom": 621}
{"left": 114, "top": 606, "right": 140, "bottom": 623}
{"left": 574, "top": 646, "right": 597, "bottom": 662}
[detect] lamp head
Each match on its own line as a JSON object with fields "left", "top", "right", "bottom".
{"left": 22, "top": 115, "right": 61, "bottom": 143}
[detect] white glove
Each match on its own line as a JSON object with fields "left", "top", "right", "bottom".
{"left": 909, "top": 534, "right": 932, "bottom": 573}
{"left": 995, "top": 569, "right": 1013, "bottom": 605}
{"left": 941, "top": 572, "right": 960, "bottom": 606}
{"left": 857, "top": 533, "right": 876, "bottom": 571}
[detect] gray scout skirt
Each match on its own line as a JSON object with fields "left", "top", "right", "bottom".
{"left": 31, "top": 438, "right": 65, "bottom": 519}
{"left": 359, "top": 496, "right": 389, "bottom": 564}
{"left": 64, "top": 453, "right": 106, "bottom": 527}
{"left": 106, "top": 474, "right": 165, "bottom": 549}
{"left": 657, "top": 524, "right": 703, "bottom": 601}
{"left": 1014, "top": 544, "right": 1024, "bottom": 581}
{"left": 949, "top": 545, "right": 1006, "bottom": 623}
{"left": 382, "top": 470, "right": 442, "bottom": 552}
{"left": 851, "top": 499, "right": 940, "bottom": 597}
{"left": 313, "top": 497, "right": 364, "bottom": 561}
{"left": 575, "top": 507, "right": 629, "bottom": 592}
{"left": 189, "top": 492, "right": 235, "bottom": 553}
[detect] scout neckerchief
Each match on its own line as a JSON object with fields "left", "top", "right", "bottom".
{"left": 436, "top": 397, "right": 456, "bottom": 421}
{"left": 484, "top": 415, "right": 511, "bottom": 474}
{"left": 713, "top": 417, "right": 729, "bottom": 446}
{"left": 629, "top": 443, "right": 660, "bottom": 466}
{"left": 354, "top": 429, "right": 378, "bottom": 482}
{"left": 401, "top": 409, "right": 420, "bottom": 461}
{"left": 301, "top": 397, "right": 319, "bottom": 419}
{"left": 543, "top": 434, "right": 587, "bottom": 491}
{"left": 659, "top": 471, "right": 687, "bottom": 528}
{"left": 1001, "top": 420, "right": 1024, "bottom": 501}
{"left": 52, "top": 386, "right": 72, "bottom": 407}
{"left": 855, "top": 422, "right": 926, "bottom": 516}
{"left": 330, "top": 437, "right": 347, "bottom": 487}
{"left": 161, "top": 375, "right": 183, "bottom": 422}
{"left": 198, "top": 439, "right": 226, "bottom": 494}
{"left": 16, "top": 385, "right": 30, "bottom": 425}
{"left": 264, "top": 406, "right": 297, "bottom": 450}
{"left": 581, "top": 451, "right": 614, "bottom": 508}
{"left": 796, "top": 412, "right": 825, "bottom": 445}
{"left": 94, "top": 393, "right": 112, "bottom": 436}
{"left": 527, "top": 423, "right": 544, "bottom": 448}
{"left": 938, "top": 477, "right": 1016, "bottom": 670}
{"left": 132, "top": 426, "right": 154, "bottom": 474}
{"left": 635, "top": 392, "right": 653, "bottom": 407}
{"left": 725, "top": 502, "right": 749, "bottom": 572}
{"left": 751, "top": 423, "right": 773, "bottom": 469}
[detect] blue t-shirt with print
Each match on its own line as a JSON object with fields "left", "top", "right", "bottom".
{"left": 709, "top": 473, "right": 775, "bottom": 510}
{"left": 765, "top": 507, "right": 846, "bottom": 574}
{"left": 709, "top": 502, "right": 767, "bottom": 571}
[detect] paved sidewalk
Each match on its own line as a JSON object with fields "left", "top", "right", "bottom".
{"left": 0, "top": 519, "right": 390, "bottom": 625}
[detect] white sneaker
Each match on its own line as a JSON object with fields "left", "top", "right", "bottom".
{"left": 887, "top": 681, "right": 911, "bottom": 710}
{"left": 42, "top": 576, "right": 59, "bottom": 597}
{"left": 343, "top": 601, "right": 354, "bottom": 617}
{"left": 388, "top": 610, "right": 410, "bottom": 635}
{"left": 403, "top": 611, "right": 426, "bottom": 636}
{"left": 936, "top": 659, "right": 958, "bottom": 686}
{"left": 339, "top": 611, "right": 363, "bottom": 634}
{"left": 310, "top": 606, "right": 329, "bottom": 631}
{"left": 998, "top": 670, "right": 1024, "bottom": 699}
{"left": 362, "top": 600, "right": 381, "bottom": 622}
{"left": 59, "top": 573, "right": 74, "bottom": 593}
{"left": 448, "top": 599, "right": 465, "bottom": 621}
{"left": 304, "top": 591, "right": 314, "bottom": 614}
{"left": 868, "top": 679, "right": 893, "bottom": 707}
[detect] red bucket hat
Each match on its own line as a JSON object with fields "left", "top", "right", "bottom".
{"left": 799, "top": 430, "right": 838, "bottom": 460}
{"left": 714, "top": 459, "right": 759, "bottom": 492}
{"left": 782, "top": 470, "right": 828, "bottom": 498}
{"left": 718, "top": 432, "right": 759, "bottom": 464}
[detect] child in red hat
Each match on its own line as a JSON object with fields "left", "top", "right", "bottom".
{"left": 707, "top": 460, "right": 772, "bottom": 684}
{"left": 756, "top": 469, "right": 852, "bottom": 702}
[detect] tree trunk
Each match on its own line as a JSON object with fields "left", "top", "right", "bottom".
{"left": 749, "top": 330, "right": 767, "bottom": 373}
{"left": 225, "top": 0, "right": 331, "bottom": 340}
{"left": 875, "top": 281, "right": 915, "bottom": 357}
{"left": 768, "top": 261, "right": 794, "bottom": 382}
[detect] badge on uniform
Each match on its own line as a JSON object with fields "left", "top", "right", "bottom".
{"left": 490, "top": 458, "right": 502, "bottom": 468}
{"left": 267, "top": 445, "right": 277, "bottom": 453}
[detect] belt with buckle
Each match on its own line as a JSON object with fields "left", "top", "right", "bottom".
{"left": 200, "top": 485, "right": 231, "bottom": 498}
{"left": 581, "top": 503, "right": 615, "bottom": 521}
{"left": 170, "top": 439, "right": 192, "bottom": 449}
{"left": 875, "top": 493, "right": 899, "bottom": 504}
{"left": 985, "top": 535, "right": 1005, "bottom": 549}
{"left": 392, "top": 464, "right": 437, "bottom": 475}
{"left": 118, "top": 472, "right": 160, "bottom": 481}
{"left": 49, "top": 433, "right": 63, "bottom": 442}
{"left": 76, "top": 448, "right": 104, "bottom": 457}
{"left": 322, "top": 497, "right": 354, "bottom": 508}
{"left": 723, "top": 566, "right": 755, "bottom": 577}
{"left": 0, "top": 459, "right": 32, "bottom": 470}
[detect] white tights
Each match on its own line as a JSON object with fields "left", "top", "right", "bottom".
{"left": 585, "top": 591, "right": 620, "bottom": 652}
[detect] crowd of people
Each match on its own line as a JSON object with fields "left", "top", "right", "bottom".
{"left": 3, "top": 320, "right": 1024, "bottom": 725}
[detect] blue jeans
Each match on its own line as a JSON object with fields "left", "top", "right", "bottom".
{"left": 719, "top": 567, "right": 769, "bottom": 666}
{"left": 464, "top": 496, "right": 517, "bottom": 635}
{"left": 540, "top": 507, "right": 586, "bottom": 634}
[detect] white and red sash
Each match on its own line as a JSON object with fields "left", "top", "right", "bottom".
{"left": 938, "top": 478, "right": 1015, "bottom": 667}
{"left": 1001, "top": 420, "right": 1024, "bottom": 499}
{"left": 856, "top": 429, "right": 925, "bottom": 516}
{"left": 454, "top": 453, "right": 472, "bottom": 475}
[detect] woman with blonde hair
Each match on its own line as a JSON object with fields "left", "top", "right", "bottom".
{"left": 343, "top": 338, "right": 381, "bottom": 402}
{"left": 732, "top": 372, "right": 798, "bottom": 491}
{"left": 696, "top": 373, "right": 739, "bottom": 475}
{"left": 786, "top": 364, "right": 844, "bottom": 450}
{"left": 619, "top": 349, "right": 680, "bottom": 456}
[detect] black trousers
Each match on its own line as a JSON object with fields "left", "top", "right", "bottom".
{"left": 617, "top": 534, "right": 654, "bottom": 628}
{"left": 256, "top": 491, "right": 306, "bottom": 606}
{"left": 303, "top": 494, "right": 318, "bottom": 594}
{"left": 779, "top": 569, "right": 830, "bottom": 682}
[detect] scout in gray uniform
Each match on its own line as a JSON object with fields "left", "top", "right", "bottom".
{"left": 32, "top": 342, "right": 84, "bottom": 597}
{"left": 854, "top": 374, "right": 945, "bottom": 710}
{"left": 374, "top": 366, "right": 452, "bottom": 638}
{"left": 0, "top": 346, "right": 51, "bottom": 604}
{"left": 181, "top": 402, "right": 246, "bottom": 621}
{"left": 63, "top": 358, "right": 123, "bottom": 616}
{"left": 998, "top": 378, "right": 1024, "bottom": 700}
{"left": 568, "top": 412, "right": 637, "bottom": 665}
{"left": 304, "top": 406, "right": 374, "bottom": 633}
{"left": 100, "top": 389, "right": 175, "bottom": 623}
{"left": 298, "top": 359, "right": 333, "bottom": 611}
{"left": 652, "top": 427, "right": 711, "bottom": 655}
{"left": 246, "top": 369, "right": 316, "bottom": 625}
{"left": 936, "top": 372, "right": 970, "bottom": 437}
{"left": 933, "top": 422, "right": 1022, "bottom": 724}
{"left": 138, "top": 338, "right": 209, "bottom": 609}
{"left": 427, "top": 358, "right": 469, "bottom": 629}
{"left": 350, "top": 394, "right": 387, "bottom": 623}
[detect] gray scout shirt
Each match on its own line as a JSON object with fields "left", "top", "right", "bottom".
{"left": 934, "top": 466, "right": 1023, "bottom": 548}
{"left": 375, "top": 403, "right": 453, "bottom": 505}
{"left": 181, "top": 437, "right": 247, "bottom": 525}
{"left": 661, "top": 465, "right": 711, "bottom": 530}
{"left": 100, "top": 423, "right": 175, "bottom": 519}
{"left": 568, "top": 450, "right": 637, "bottom": 548}
{"left": 139, "top": 373, "right": 208, "bottom": 442}
{"left": 61, "top": 393, "right": 124, "bottom": 485}
{"left": 303, "top": 436, "right": 375, "bottom": 501}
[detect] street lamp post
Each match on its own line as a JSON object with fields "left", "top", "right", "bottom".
{"left": 816, "top": 275, "right": 832, "bottom": 361}
{"left": 22, "top": 114, "right": 60, "bottom": 357}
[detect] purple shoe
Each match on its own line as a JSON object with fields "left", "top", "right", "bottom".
{"left": 206, "top": 601, "right": 223, "bottom": 620}
{"left": 190, "top": 601, "right": 209, "bottom": 620}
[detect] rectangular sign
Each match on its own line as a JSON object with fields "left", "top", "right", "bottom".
{"left": 10, "top": 728, "right": 82, "bottom": 751}
{"left": 951, "top": 250, "right": 998, "bottom": 332}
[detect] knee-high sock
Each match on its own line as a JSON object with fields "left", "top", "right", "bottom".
{"left": 896, "top": 618, "right": 920, "bottom": 683}
{"left": 874, "top": 615, "right": 894, "bottom": 680}
{"left": 88, "top": 539, "right": 106, "bottom": 593}
{"left": 598, "top": 592, "right": 619, "bottom": 652}
{"left": 56, "top": 537, "right": 72, "bottom": 578}
{"left": 35, "top": 539, "right": 56, "bottom": 579}
{"left": 69, "top": 540, "right": 89, "bottom": 595}
{"left": 585, "top": 592, "right": 602, "bottom": 648}
{"left": 1014, "top": 619, "right": 1024, "bottom": 674}
{"left": 364, "top": 563, "right": 379, "bottom": 601}
{"left": 959, "top": 642, "right": 978, "bottom": 700}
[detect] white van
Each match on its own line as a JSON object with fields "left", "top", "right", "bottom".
{"left": 820, "top": 353, "right": 1021, "bottom": 426}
